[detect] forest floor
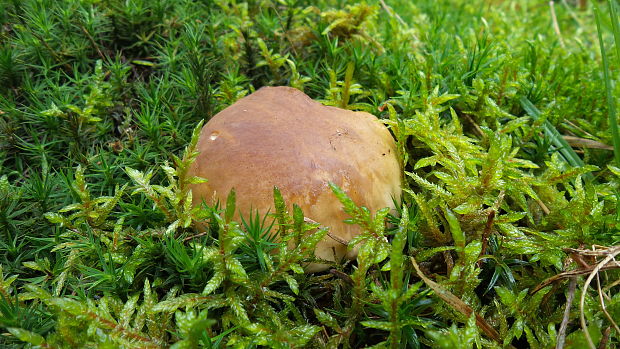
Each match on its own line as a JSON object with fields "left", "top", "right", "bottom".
{"left": 1, "top": 0, "right": 619, "bottom": 348}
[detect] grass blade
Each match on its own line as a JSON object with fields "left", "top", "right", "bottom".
{"left": 594, "top": 1, "right": 620, "bottom": 167}
{"left": 520, "top": 97, "right": 592, "bottom": 176}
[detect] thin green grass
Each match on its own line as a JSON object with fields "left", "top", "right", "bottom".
{"left": 520, "top": 96, "right": 587, "bottom": 169}
{"left": 594, "top": 0, "right": 620, "bottom": 167}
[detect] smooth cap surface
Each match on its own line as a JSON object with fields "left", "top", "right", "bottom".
{"left": 188, "top": 86, "right": 401, "bottom": 270}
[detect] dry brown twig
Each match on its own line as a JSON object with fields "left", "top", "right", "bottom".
{"left": 596, "top": 273, "right": 620, "bottom": 335}
{"left": 378, "top": 0, "right": 407, "bottom": 28}
{"left": 556, "top": 277, "right": 577, "bottom": 349}
{"left": 410, "top": 256, "right": 516, "bottom": 348}
{"left": 603, "top": 277, "right": 620, "bottom": 293}
{"left": 531, "top": 245, "right": 620, "bottom": 349}
{"left": 549, "top": 1, "right": 566, "bottom": 48}
{"left": 563, "top": 136, "right": 614, "bottom": 150}
{"left": 530, "top": 263, "right": 620, "bottom": 294}
{"left": 577, "top": 245, "right": 620, "bottom": 349}
{"left": 531, "top": 246, "right": 620, "bottom": 294}
{"left": 304, "top": 217, "right": 349, "bottom": 246}
{"left": 598, "top": 327, "right": 611, "bottom": 349}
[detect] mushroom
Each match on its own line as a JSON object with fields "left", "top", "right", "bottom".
{"left": 187, "top": 86, "right": 401, "bottom": 271}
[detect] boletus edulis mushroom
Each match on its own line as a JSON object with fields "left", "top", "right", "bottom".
{"left": 187, "top": 86, "right": 401, "bottom": 272}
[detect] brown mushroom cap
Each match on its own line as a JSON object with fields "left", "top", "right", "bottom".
{"left": 188, "top": 86, "right": 401, "bottom": 271}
